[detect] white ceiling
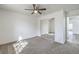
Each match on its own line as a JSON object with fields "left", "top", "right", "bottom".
{"left": 0, "top": 4, "right": 79, "bottom": 15}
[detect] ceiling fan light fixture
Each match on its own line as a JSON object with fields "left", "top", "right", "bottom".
{"left": 34, "top": 10, "right": 38, "bottom": 14}
{"left": 24, "top": 4, "right": 46, "bottom": 15}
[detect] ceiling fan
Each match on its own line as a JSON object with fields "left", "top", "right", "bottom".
{"left": 24, "top": 4, "right": 46, "bottom": 14}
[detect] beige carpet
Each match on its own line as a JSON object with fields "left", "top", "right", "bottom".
{"left": 0, "top": 34, "right": 79, "bottom": 54}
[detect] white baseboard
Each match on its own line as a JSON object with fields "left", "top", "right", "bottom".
{"left": 54, "top": 40, "right": 65, "bottom": 44}
{"left": 67, "top": 39, "right": 79, "bottom": 44}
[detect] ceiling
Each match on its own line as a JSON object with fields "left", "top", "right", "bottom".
{"left": 0, "top": 4, "right": 79, "bottom": 15}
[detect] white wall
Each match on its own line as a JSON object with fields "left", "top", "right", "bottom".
{"left": 54, "top": 10, "right": 66, "bottom": 44}
{"left": 67, "top": 9, "right": 79, "bottom": 17}
{"left": 39, "top": 10, "right": 66, "bottom": 44}
{"left": 0, "top": 9, "right": 39, "bottom": 45}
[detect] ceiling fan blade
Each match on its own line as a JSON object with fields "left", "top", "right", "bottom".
{"left": 39, "top": 8, "right": 46, "bottom": 10}
{"left": 31, "top": 12, "right": 34, "bottom": 14}
{"left": 36, "top": 4, "right": 40, "bottom": 10}
{"left": 38, "top": 11, "right": 42, "bottom": 14}
{"left": 33, "top": 4, "right": 36, "bottom": 10}
{"left": 24, "top": 9, "right": 33, "bottom": 10}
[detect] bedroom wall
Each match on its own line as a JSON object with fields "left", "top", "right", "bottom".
{"left": 67, "top": 9, "right": 79, "bottom": 17}
{"left": 0, "top": 9, "right": 39, "bottom": 45}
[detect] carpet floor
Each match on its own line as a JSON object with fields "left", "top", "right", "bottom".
{"left": 0, "top": 35, "right": 79, "bottom": 54}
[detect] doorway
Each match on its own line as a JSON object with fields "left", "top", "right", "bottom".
{"left": 67, "top": 16, "right": 79, "bottom": 44}
{"left": 48, "top": 18, "right": 55, "bottom": 35}
{"left": 40, "top": 18, "right": 55, "bottom": 41}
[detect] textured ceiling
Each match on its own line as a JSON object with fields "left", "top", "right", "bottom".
{"left": 0, "top": 4, "right": 79, "bottom": 15}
